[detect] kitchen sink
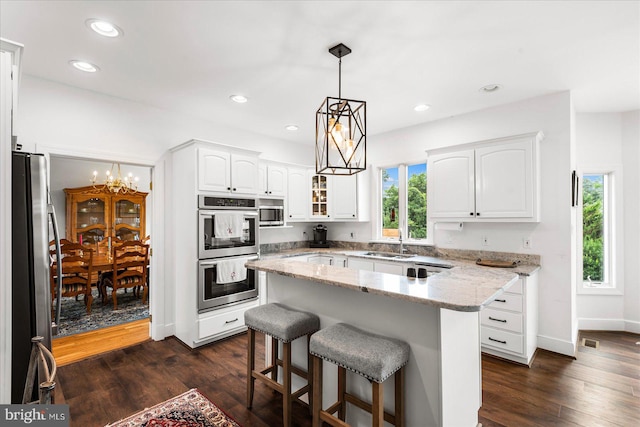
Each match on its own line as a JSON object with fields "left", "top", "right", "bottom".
{"left": 363, "top": 251, "right": 416, "bottom": 260}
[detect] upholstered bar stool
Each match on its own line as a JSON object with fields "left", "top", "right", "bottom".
{"left": 245, "top": 303, "right": 320, "bottom": 427}
{"left": 310, "top": 323, "right": 410, "bottom": 427}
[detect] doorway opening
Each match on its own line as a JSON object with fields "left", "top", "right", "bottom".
{"left": 48, "top": 155, "right": 152, "bottom": 341}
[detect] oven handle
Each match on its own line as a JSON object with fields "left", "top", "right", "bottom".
{"left": 199, "top": 210, "right": 258, "bottom": 216}
{"left": 198, "top": 254, "right": 259, "bottom": 267}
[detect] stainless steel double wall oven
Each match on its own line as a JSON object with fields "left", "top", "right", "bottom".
{"left": 197, "top": 195, "right": 259, "bottom": 312}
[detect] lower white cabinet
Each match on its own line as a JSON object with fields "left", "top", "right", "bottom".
{"left": 373, "top": 260, "right": 405, "bottom": 276}
{"left": 346, "top": 257, "right": 374, "bottom": 271}
{"left": 307, "top": 254, "right": 348, "bottom": 267}
{"left": 481, "top": 272, "right": 538, "bottom": 366}
{"left": 197, "top": 299, "right": 259, "bottom": 341}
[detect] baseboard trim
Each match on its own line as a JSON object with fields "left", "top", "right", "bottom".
{"left": 578, "top": 318, "right": 632, "bottom": 332}
{"left": 536, "top": 334, "right": 576, "bottom": 357}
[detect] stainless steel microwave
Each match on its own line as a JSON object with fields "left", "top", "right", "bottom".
{"left": 259, "top": 203, "right": 284, "bottom": 226}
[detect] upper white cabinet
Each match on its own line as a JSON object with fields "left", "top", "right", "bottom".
{"left": 198, "top": 148, "right": 259, "bottom": 195}
{"left": 287, "top": 168, "right": 369, "bottom": 223}
{"left": 427, "top": 132, "right": 543, "bottom": 222}
{"left": 287, "top": 167, "right": 308, "bottom": 221}
{"left": 258, "top": 162, "right": 287, "bottom": 198}
{"left": 331, "top": 175, "right": 358, "bottom": 219}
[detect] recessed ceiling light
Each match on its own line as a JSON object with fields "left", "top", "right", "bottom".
{"left": 285, "top": 125, "right": 299, "bottom": 131}
{"left": 86, "top": 19, "right": 123, "bottom": 38}
{"left": 414, "top": 104, "right": 430, "bottom": 112}
{"left": 479, "top": 84, "right": 502, "bottom": 93}
{"left": 230, "top": 95, "right": 248, "bottom": 103}
{"left": 69, "top": 60, "right": 100, "bottom": 73}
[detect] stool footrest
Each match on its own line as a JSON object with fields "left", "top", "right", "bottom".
{"left": 320, "top": 410, "right": 350, "bottom": 427}
{"left": 345, "top": 393, "right": 396, "bottom": 425}
{"left": 275, "top": 358, "right": 311, "bottom": 380}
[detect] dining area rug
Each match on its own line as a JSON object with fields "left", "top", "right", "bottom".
{"left": 105, "top": 389, "right": 241, "bottom": 427}
{"left": 55, "top": 287, "right": 149, "bottom": 337}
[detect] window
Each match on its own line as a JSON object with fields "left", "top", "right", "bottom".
{"left": 582, "top": 173, "right": 612, "bottom": 288}
{"left": 379, "top": 163, "right": 428, "bottom": 242}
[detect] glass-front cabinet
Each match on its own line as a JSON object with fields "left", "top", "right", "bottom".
{"left": 311, "top": 174, "right": 328, "bottom": 218}
{"left": 65, "top": 186, "right": 147, "bottom": 244}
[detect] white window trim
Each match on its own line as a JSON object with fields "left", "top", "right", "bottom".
{"left": 373, "top": 163, "right": 434, "bottom": 246}
{"left": 577, "top": 165, "right": 624, "bottom": 296}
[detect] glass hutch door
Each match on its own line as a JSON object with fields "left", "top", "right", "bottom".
{"left": 113, "top": 197, "right": 143, "bottom": 240}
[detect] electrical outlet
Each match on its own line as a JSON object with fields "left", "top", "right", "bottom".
{"left": 350, "top": 232, "right": 355, "bottom": 239}
{"left": 523, "top": 238, "right": 532, "bottom": 249}
{"left": 482, "top": 236, "right": 489, "bottom": 246}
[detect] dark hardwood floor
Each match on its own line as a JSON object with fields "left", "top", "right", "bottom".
{"left": 55, "top": 330, "right": 640, "bottom": 427}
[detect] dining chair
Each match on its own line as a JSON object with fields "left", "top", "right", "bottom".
{"left": 100, "top": 240, "right": 149, "bottom": 310}
{"left": 50, "top": 242, "right": 94, "bottom": 314}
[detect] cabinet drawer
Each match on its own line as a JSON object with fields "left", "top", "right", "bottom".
{"left": 489, "top": 293, "right": 523, "bottom": 313}
{"left": 198, "top": 303, "right": 256, "bottom": 339}
{"left": 481, "top": 327, "right": 524, "bottom": 355}
{"left": 481, "top": 308, "right": 523, "bottom": 333}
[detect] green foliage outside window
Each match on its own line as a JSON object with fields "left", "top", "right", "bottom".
{"left": 583, "top": 176, "right": 604, "bottom": 282}
{"left": 381, "top": 167, "right": 427, "bottom": 239}
{"left": 407, "top": 172, "right": 427, "bottom": 238}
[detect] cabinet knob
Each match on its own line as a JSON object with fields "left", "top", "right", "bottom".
{"left": 352, "top": 214, "right": 356, "bottom": 217}
{"left": 476, "top": 212, "right": 481, "bottom": 216}
{"left": 289, "top": 214, "right": 292, "bottom": 218}
{"left": 265, "top": 191, "right": 268, "bottom": 194}
{"left": 227, "top": 187, "right": 231, "bottom": 191}
{"left": 470, "top": 212, "right": 474, "bottom": 216}
{"left": 233, "top": 188, "right": 237, "bottom": 191}
{"left": 268, "top": 191, "right": 272, "bottom": 194}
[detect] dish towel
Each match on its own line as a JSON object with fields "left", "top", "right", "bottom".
{"left": 217, "top": 258, "right": 247, "bottom": 284}
{"left": 214, "top": 213, "right": 245, "bottom": 239}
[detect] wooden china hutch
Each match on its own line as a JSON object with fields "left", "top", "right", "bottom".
{"left": 64, "top": 186, "right": 147, "bottom": 244}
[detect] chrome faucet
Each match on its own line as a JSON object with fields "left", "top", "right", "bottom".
{"left": 398, "top": 228, "right": 404, "bottom": 254}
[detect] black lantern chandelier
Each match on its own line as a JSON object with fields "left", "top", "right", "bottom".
{"left": 315, "top": 43, "right": 366, "bottom": 175}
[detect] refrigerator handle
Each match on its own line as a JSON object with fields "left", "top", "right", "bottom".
{"left": 48, "top": 204, "right": 63, "bottom": 331}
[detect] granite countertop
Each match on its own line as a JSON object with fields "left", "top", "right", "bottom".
{"left": 259, "top": 247, "right": 540, "bottom": 276}
{"left": 247, "top": 256, "right": 521, "bottom": 312}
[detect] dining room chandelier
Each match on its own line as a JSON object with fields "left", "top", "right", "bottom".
{"left": 91, "top": 163, "right": 139, "bottom": 194}
{"left": 316, "top": 43, "right": 366, "bottom": 175}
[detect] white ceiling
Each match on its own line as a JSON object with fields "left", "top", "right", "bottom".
{"left": 1, "top": 1, "right": 638, "bottom": 146}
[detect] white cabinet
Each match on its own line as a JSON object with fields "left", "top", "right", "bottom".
{"left": 427, "top": 132, "right": 542, "bottom": 222}
{"left": 481, "top": 272, "right": 538, "bottom": 366}
{"left": 347, "top": 257, "right": 374, "bottom": 271}
{"left": 198, "top": 148, "right": 259, "bottom": 195}
{"left": 307, "top": 254, "right": 348, "bottom": 267}
{"left": 258, "top": 163, "right": 287, "bottom": 198}
{"left": 331, "top": 175, "right": 358, "bottom": 219}
{"left": 307, "top": 255, "right": 333, "bottom": 265}
{"left": 287, "top": 167, "right": 308, "bottom": 221}
{"left": 287, "top": 168, "right": 368, "bottom": 223}
{"left": 374, "top": 260, "right": 405, "bottom": 276}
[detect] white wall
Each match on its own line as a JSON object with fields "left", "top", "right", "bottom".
{"left": 336, "top": 92, "right": 577, "bottom": 356}
{"left": 575, "top": 112, "right": 640, "bottom": 334}
{"left": 17, "top": 75, "right": 312, "bottom": 165}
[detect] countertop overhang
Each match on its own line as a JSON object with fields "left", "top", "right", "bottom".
{"left": 247, "top": 256, "right": 521, "bottom": 312}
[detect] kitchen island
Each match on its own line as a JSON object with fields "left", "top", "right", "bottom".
{"left": 246, "top": 258, "right": 519, "bottom": 427}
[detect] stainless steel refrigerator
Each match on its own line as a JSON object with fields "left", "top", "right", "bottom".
{"left": 11, "top": 151, "right": 61, "bottom": 403}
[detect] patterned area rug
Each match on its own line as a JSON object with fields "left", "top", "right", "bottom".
{"left": 106, "top": 389, "right": 241, "bottom": 427}
{"left": 55, "top": 287, "right": 149, "bottom": 337}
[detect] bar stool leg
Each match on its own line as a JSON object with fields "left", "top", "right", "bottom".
{"left": 271, "top": 336, "right": 279, "bottom": 383}
{"left": 337, "top": 366, "right": 347, "bottom": 421}
{"left": 307, "top": 335, "right": 314, "bottom": 416}
{"left": 312, "top": 355, "right": 322, "bottom": 427}
{"left": 283, "top": 341, "right": 292, "bottom": 427}
{"left": 246, "top": 328, "right": 255, "bottom": 408}
{"left": 372, "top": 381, "right": 383, "bottom": 427}
{"left": 395, "top": 367, "right": 405, "bottom": 427}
